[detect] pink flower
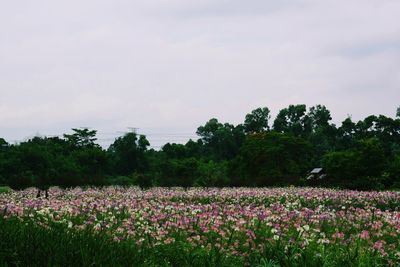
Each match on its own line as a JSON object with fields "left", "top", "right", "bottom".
{"left": 373, "top": 240, "right": 387, "bottom": 256}
{"left": 359, "top": 230, "right": 370, "bottom": 240}
{"left": 332, "top": 232, "right": 345, "bottom": 239}
{"left": 372, "top": 221, "right": 383, "bottom": 230}
{"left": 246, "top": 230, "right": 256, "bottom": 239}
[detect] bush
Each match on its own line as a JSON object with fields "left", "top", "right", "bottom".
{"left": 194, "top": 160, "right": 229, "bottom": 187}
{"left": 7, "top": 171, "right": 35, "bottom": 190}
{"left": 322, "top": 138, "right": 386, "bottom": 190}
{"left": 0, "top": 186, "right": 11, "bottom": 194}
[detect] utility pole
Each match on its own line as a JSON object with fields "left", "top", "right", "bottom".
{"left": 127, "top": 127, "right": 139, "bottom": 134}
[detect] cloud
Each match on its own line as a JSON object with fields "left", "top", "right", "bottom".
{"left": 0, "top": 0, "right": 399, "bottom": 147}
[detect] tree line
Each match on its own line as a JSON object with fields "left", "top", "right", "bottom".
{"left": 1, "top": 104, "right": 399, "bottom": 191}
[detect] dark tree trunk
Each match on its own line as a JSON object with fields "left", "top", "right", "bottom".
{"left": 36, "top": 189, "right": 41, "bottom": 198}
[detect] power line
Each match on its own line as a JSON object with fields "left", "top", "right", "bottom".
{"left": 2, "top": 128, "right": 200, "bottom": 148}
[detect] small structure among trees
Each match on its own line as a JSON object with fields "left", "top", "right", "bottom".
{"left": 306, "top": 168, "right": 326, "bottom": 181}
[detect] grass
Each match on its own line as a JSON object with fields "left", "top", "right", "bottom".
{"left": 0, "top": 216, "right": 246, "bottom": 267}
{"left": 0, "top": 186, "right": 11, "bottom": 194}
{"left": 0, "top": 215, "right": 388, "bottom": 267}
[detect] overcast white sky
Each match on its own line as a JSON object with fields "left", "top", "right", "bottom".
{"left": 1, "top": 0, "right": 399, "bottom": 148}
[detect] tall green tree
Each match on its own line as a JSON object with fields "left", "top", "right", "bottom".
{"left": 306, "top": 105, "right": 337, "bottom": 165}
{"left": 158, "top": 157, "right": 199, "bottom": 187}
{"left": 322, "top": 138, "right": 386, "bottom": 190}
{"left": 108, "top": 132, "right": 150, "bottom": 176}
{"left": 62, "top": 129, "right": 109, "bottom": 186}
{"left": 0, "top": 138, "right": 7, "bottom": 149}
{"left": 374, "top": 115, "right": 400, "bottom": 156}
{"left": 197, "top": 119, "right": 245, "bottom": 160}
{"left": 3, "top": 137, "right": 67, "bottom": 190}
{"left": 184, "top": 139, "right": 204, "bottom": 158}
{"left": 70, "top": 146, "right": 108, "bottom": 186}
{"left": 244, "top": 107, "right": 271, "bottom": 133}
{"left": 63, "top": 128, "right": 98, "bottom": 148}
{"left": 308, "top": 105, "right": 332, "bottom": 130}
{"left": 162, "top": 143, "right": 188, "bottom": 159}
{"left": 337, "top": 117, "right": 357, "bottom": 149}
{"left": 273, "top": 104, "right": 312, "bottom": 137}
{"left": 231, "top": 132, "right": 312, "bottom": 186}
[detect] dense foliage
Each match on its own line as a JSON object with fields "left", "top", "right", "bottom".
{"left": 1, "top": 187, "right": 399, "bottom": 266}
{"left": 0, "top": 105, "right": 399, "bottom": 190}
{"left": 0, "top": 215, "right": 242, "bottom": 267}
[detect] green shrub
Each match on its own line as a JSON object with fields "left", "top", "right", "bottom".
{"left": 0, "top": 186, "right": 11, "bottom": 194}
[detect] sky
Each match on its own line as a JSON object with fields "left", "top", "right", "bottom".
{"left": 1, "top": 0, "right": 399, "bottom": 148}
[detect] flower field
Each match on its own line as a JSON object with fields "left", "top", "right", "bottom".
{"left": 1, "top": 187, "right": 400, "bottom": 266}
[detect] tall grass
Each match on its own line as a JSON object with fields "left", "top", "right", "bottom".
{"left": 0, "top": 217, "right": 244, "bottom": 267}
{"left": 0, "top": 216, "right": 387, "bottom": 267}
